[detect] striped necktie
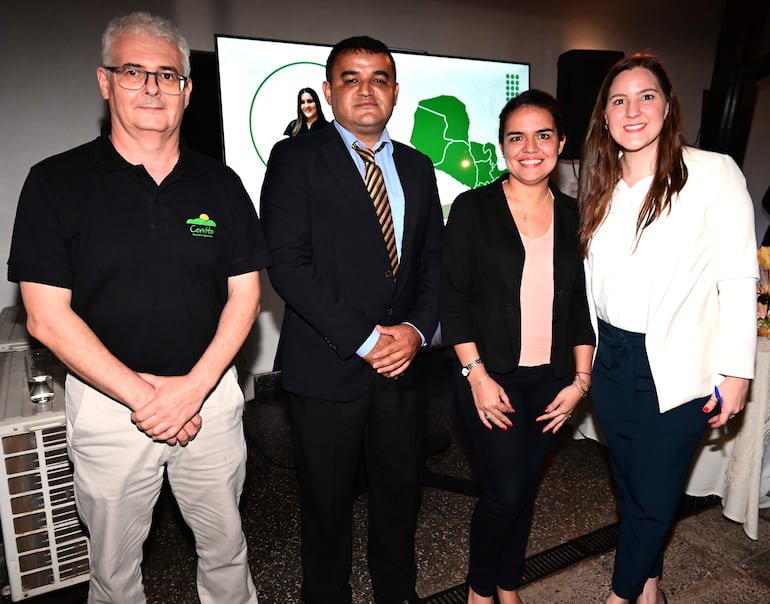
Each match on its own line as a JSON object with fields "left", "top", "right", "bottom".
{"left": 353, "top": 143, "right": 399, "bottom": 277}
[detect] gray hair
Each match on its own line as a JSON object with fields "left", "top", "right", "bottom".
{"left": 101, "top": 12, "right": 191, "bottom": 76}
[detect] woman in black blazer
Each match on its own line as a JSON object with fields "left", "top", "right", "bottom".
{"left": 440, "top": 90, "right": 595, "bottom": 604}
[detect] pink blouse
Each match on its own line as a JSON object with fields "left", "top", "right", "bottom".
{"left": 519, "top": 218, "right": 554, "bottom": 366}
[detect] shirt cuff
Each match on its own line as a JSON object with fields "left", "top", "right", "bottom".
{"left": 356, "top": 328, "right": 380, "bottom": 358}
{"left": 403, "top": 322, "right": 427, "bottom": 347}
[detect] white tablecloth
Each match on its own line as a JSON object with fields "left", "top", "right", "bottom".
{"left": 573, "top": 338, "right": 770, "bottom": 540}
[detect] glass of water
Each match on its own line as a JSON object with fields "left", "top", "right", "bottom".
{"left": 24, "top": 349, "right": 55, "bottom": 404}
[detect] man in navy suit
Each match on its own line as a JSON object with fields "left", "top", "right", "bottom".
{"left": 260, "top": 36, "right": 443, "bottom": 604}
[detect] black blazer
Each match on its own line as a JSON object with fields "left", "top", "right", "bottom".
{"left": 261, "top": 125, "right": 444, "bottom": 400}
{"left": 440, "top": 176, "right": 594, "bottom": 378}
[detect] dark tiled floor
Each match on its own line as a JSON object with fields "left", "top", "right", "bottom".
{"left": 20, "top": 357, "right": 770, "bottom": 603}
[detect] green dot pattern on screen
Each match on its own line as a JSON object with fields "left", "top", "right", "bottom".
{"left": 506, "top": 74, "right": 521, "bottom": 100}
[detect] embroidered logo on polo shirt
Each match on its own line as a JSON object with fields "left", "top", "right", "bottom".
{"left": 186, "top": 213, "right": 217, "bottom": 238}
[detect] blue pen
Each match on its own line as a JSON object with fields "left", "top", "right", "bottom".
{"left": 714, "top": 386, "right": 729, "bottom": 435}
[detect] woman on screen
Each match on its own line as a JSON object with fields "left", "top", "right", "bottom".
{"left": 579, "top": 53, "right": 756, "bottom": 604}
{"left": 441, "top": 90, "right": 595, "bottom": 604}
{"left": 283, "top": 87, "right": 328, "bottom": 137}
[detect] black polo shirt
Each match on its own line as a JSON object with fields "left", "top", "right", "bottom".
{"left": 8, "top": 136, "right": 270, "bottom": 375}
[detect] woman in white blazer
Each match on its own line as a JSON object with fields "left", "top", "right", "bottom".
{"left": 578, "top": 53, "right": 757, "bottom": 604}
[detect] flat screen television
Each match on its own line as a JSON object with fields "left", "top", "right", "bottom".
{"left": 216, "top": 35, "right": 530, "bottom": 218}
{"left": 214, "top": 35, "right": 530, "bottom": 373}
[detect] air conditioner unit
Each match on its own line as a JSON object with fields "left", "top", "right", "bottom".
{"left": 0, "top": 307, "right": 90, "bottom": 601}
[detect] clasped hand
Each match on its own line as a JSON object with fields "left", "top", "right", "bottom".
{"left": 473, "top": 378, "right": 582, "bottom": 434}
{"left": 364, "top": 324, "right": 421, "bottom": 378}
{"left": 131, "top": 373, "right": 206, "bottom": 446}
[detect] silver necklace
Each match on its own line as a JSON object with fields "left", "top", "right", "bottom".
{"left": 507, "top": 180, "right": 553, "bottom": 221}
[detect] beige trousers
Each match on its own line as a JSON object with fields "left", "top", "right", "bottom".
{"left": 65, "top": 368, "right": 257, "bottom": 604}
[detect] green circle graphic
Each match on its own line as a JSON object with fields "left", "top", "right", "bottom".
{"left": 249, "top": 61, "right": 325, "bottom": 167}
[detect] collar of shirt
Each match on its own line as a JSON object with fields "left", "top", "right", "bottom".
{"left": 332, "top": 120, "right": 393, "bottom": 172}
{"left": 93, "top": 135, "right": 206, "bottom": 181}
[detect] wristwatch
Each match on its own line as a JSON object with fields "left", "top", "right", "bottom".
{"left": 461, "top": 358, "right": 483, "bottom": 377}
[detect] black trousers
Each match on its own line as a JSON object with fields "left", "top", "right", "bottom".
{"left": 455, "top": 364, "right": 569, "bottom": 595}
{"left": 289, "top": 376, "right": 427, "bottom": 604}
{"left": 592, "top": 320, "right": 710, "bottom": 599}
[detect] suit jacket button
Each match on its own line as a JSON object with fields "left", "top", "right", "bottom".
{"left": 385, "top": 307, "right": 393, "bottom": 316}
{"left": 384, "top": 270, "right": 393, "bottom": 278}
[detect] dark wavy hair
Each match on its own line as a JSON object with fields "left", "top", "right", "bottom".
{"left": 290, "top": 87, "right": 327, "bottom": 137}
{"left": 498, "top": 89, "right": 566, "bottom": 145}
{"left": 325, "top": 36, "right": 396, "bottom": 82}
{"left": 577, "top": 52, "right": 688, "bottom": 257}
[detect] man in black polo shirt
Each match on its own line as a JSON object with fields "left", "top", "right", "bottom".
{"left": 7, "top": 12, "right": 267, "bottom": 604}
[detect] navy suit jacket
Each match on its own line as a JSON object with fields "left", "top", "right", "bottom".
{"left": 260, "top": 125, "right": 443, "bottom": 400}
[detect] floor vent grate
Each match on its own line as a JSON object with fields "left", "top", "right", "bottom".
{"left": 423, "top": 494, "right": 718, "bottom": 603}
{"left": 424, "top": 523, "right": 619, "bottom": 603}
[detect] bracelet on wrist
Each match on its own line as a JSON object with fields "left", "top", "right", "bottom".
{"left": 471, "top": 375, "right": 490, "bottom": 391}
{"left": 572, "top": 382, "right": 588, "bottom": 398}
{"left": 574, "top": 374, "right": 590, "bottom": 392}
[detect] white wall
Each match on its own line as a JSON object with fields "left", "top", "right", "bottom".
{"left": 2, "top": 0, "right": 766, "bottom": 376}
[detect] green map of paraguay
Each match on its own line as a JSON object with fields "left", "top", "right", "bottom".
{"left": 410, "top": 95, "right": 505, "bottom": 196}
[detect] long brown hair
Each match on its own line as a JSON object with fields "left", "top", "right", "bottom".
{"left": 577, "top": 53, "right": 688, "bottom": 256}
{"left": 291, "top": 87, "right": 328, "bottom": 137}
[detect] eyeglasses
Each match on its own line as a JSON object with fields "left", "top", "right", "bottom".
{"left": 103, "top": 66, "right": 188, "bottom": 95}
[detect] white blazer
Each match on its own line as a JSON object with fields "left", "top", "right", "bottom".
{"left": 585, "top": 147, "right": 758, "bottom": 412}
